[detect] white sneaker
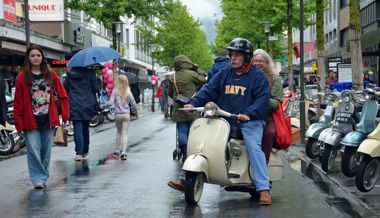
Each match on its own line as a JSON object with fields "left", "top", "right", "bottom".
{"left": 74, "top": 155, "right": 83, "bottom": 161}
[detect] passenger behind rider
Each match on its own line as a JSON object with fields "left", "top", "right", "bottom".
{"left": 252, "top": 49, "right": 283, "bottom": 164}
{"left": 168, "top": 38, "right": 272, "bottom": 206}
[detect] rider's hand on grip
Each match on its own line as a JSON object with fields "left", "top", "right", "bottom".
{"left": 182, "top": 104, "right": 194, "bottom": 113}
{"left": 237, "top": 114, "right": 250, "bottom": 122}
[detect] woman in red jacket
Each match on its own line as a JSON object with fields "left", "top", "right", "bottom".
{"left": 14, "top": 45, "right": 69, "bottom": 189}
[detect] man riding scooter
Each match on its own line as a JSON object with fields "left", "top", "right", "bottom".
{"left": 168, "top": 38, "right": 272, "bottom": 205}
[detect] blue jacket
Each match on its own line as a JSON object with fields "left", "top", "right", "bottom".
{"left": 64, "top": 68, "right": 99, "bottom": 121}
{"left": 207, "top": 56, "right": 231, "bottom": 82}
{"left": 189, "top": 64, "right": 270, "bottom": 127}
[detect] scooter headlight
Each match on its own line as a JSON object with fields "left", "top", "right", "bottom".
{"left": 204, "top": 102, "right": 218, "bottom": 117}
{"left": 341, "top": 92, "right": 352, "bottom": 102}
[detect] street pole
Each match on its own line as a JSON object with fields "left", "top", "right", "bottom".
{"left": 24, "top": 0, "right": 30, "bottom": 47}
{"left": 299, "top": 0, "right": 306, "bottom": 144}
{"left": 151, "top": 50, "right": 155, "bottom": 112}
{"left": 260, "top": 21, "right": 271, "bottom": 52}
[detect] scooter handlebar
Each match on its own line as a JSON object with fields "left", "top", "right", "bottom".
{"left": 178, "top": 107, "right": 204, "bottom": 112}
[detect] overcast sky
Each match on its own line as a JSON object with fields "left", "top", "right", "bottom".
{"left": 180, "top": 0, "right": 223, "bottom": 43}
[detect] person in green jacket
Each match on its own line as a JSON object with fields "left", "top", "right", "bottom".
{"left": 168, "top": 54, "right": 206, "bottom": 160}
{"left": 252, "top": 49, "right": 283, "bottom": 164}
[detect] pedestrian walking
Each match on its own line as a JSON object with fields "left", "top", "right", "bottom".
{"left": 156, "top": 82, "right": 164, "bottom": 113}
{"left": 168, "top": 38, "right": 272, "bottom": 205}
{"left": 64, "top": 66, "right": 99, "bottom": 161}
{"left": 252, "top": 49, "right": 283, "bottom": 164}
{"left": 162, "top": 74, "right": 171, "bottom": 118}
{"left": 207, "top": 49, "right": 231, "bottom": 82}
{"left": 13, "top": 45, "right": 69, "bottom": 189}
{"left": 168, "top": 54, "right": 206, "bottom": 160}
{"left": 100, "top": 74, "right": 138, "bottom": 160}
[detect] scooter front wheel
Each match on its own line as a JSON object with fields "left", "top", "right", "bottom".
{"left": 305, "top": 138, "right": 319, "bottom": 159}
{"left": 341, "top": 146, "right": 359, "bottom": 177}
{"left": 356, "top": 155, "right": 380, "bottom": 192}
{"left": 185, "top": 172, "right": 205, "bottom": 205}
{"left": 321, "top": 144, "right": 337, "bottom": 173}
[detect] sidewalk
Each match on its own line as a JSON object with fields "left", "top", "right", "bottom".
{"left": 288, "top": 142, "right": 380, "bottom": 217}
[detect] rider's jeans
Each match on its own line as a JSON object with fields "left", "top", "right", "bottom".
{"left": 24, "top": 128, "right": 55, "bottom": 185}
{"left": 240, "top": 120, "right": 270, "bottom": 191}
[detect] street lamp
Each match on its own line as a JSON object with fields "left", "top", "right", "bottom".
{"left": 114, "top": 22, "right": 123, "bottom": 74}
{"left": 260, "top": 21, "right": 271, "bottom": 51}
{"left": 149, "top": 44, "right": 156, "bottom": 112}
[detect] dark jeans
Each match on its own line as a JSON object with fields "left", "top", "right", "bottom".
{"left": 261, "top": 119, "right": 276, "bottom": 164}
{"left": 73, "top": 120, "right": 91, "bottom": 155}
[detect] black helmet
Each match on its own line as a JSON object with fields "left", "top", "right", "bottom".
{"left": 227, "top": 38, "right": 254, "bottom": 66}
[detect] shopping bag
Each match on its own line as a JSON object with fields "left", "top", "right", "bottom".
{"left": 273, "top": 101, "right": 292, "bottom": 149}
{"left": 54, "top": 126, "right": 68, "bottom": 147}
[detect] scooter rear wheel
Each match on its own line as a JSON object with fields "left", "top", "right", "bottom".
{"left": 185, "top": 172, "right": 205, "bottom": 205}
{"left": 356, "top": 155, "right": 380, "bottom": 192}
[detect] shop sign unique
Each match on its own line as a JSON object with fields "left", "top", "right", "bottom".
{"left": 29, "top": 0, "right": 64, "bottom": 21}
{"left": 3, "top": 0, "right": 16, "bottom": 23}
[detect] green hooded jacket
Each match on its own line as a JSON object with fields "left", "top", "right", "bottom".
{"left": 168, "top": 55, "right": 206, "bottom": 122}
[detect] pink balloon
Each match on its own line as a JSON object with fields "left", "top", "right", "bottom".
{"left": 107, "top": 83, "right": 113, "bottom": 90}
{"left": 102, "top": 77, "right": 108, "bottom": 84}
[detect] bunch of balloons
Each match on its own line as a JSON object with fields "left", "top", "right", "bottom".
{"left": 102, "top": 63, "right": 114, "bottom": 96}
{"left": 150, "top": 74, "right": 159, "bottom": 85}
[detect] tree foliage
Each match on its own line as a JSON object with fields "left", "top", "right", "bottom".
{"left": 140, "top": 0, "right": 213, "bottom": 70}
{"left": 214, "top": 0, "right": 315, "bottom": 59}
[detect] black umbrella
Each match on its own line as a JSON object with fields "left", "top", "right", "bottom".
{"left": 120, "top": 70, "right": 138, "bottom": 85}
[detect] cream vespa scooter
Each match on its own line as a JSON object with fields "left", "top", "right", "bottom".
{"left": 355, "top": 120, "right": 380, "bottom": 192}
{"left": 179, "top": 102, "right": 283, "bottom": 205}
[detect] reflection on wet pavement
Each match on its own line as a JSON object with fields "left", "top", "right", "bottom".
{"left": 289, "top": 157, "right": 370, "bottom": 218}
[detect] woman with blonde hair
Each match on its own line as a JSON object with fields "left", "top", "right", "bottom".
{"left": 252, "top": 49, "right": 283, "bottom": 164}
{"left": 101, "top": 74, "right": 138, "bottom": 160}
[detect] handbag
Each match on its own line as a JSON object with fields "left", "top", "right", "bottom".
{"left": 173, "top": 73, "right": 190, "bottom": 106}
{"left": 273, "top": 101, "right": 292, "bottom": 149}
{"left": 51, "top": 82, "right": 62, "bottom": 115}
{"left": 54, "top": 126, "right": 68, "bottom": 147}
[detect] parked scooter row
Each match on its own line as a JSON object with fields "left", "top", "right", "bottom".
{"left": 305, "top": 87, "right": 380, "bottom": 192}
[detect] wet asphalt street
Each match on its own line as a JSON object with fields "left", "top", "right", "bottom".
{"left": 0, "top": 112, "right": 378, "bottom": 218}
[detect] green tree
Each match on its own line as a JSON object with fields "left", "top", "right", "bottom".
{"left": 140, "top": 0, "right": 212, "bottom": 70}
{"left": 349, "top": 0, "right": 363, "bottom": 89}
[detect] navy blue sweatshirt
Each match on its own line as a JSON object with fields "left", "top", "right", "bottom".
{"left": 189, "top": 64, "right": 269, "bottom": 127}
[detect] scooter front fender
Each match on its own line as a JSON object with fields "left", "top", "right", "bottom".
{"left": 358, "top": 139, "right": 380, "bottom": 157}
{"left": 305, "top": 123, "right": 329, "bottom": 138}
{"left": 340, "top": 131, "right": 367, "bottom": 147}
{"left": 318, "top": 128, "right": 342, "bottom": 146}
{"left": 182, "top": 154, "right": 209, "bottom": 181}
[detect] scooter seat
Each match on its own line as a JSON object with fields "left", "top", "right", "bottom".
{"left": 230, "top": 126, "right": 243, "bottom": 140}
